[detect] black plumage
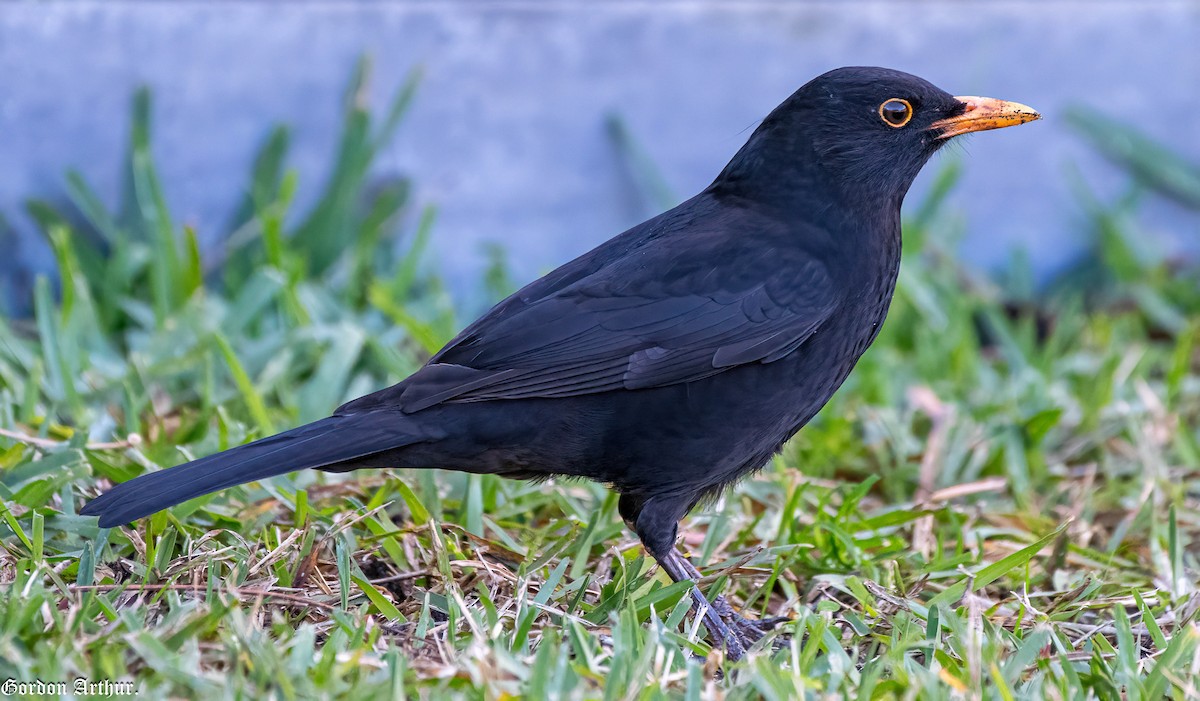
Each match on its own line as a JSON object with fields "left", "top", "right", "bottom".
{"left": 81, "top": 67, "right": 1038, "bottom": 658}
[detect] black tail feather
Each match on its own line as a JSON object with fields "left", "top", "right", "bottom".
{"left": 80, "top": 413, "right": 412, "bottom": 528}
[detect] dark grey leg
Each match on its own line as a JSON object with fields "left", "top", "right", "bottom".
{"left": 620, "top": 493, "right": 787, "bottom": 660}
{"left": 664, "top": 551, "right": 790, "bottom": 647}
{"left": 656, "top": 549, "right": 748, "bottom": 660}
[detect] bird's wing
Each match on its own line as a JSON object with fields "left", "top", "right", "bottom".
{"left": 387, "top": 237, "right": 840, "bottom": 413}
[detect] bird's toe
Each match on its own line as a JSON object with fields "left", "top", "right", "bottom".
{"left": 711, "top": 595, "right": 790, "bottom": 650}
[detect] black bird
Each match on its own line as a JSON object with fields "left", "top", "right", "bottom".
{"left": 81, "top": 67, "right": 1038, "bottom": 659}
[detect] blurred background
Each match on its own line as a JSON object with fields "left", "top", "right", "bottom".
{"left": 2, "top": 2, "right": 1198, "bottom": 315}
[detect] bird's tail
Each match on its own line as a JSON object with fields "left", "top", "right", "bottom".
{"left": 79, "top": 412, "right": 413, "bottom": 528}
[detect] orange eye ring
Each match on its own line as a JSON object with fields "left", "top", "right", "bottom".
{"left": 878, "top": 98, "right": 913, "bottom": 128}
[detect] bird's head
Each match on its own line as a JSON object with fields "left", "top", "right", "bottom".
{"left": 714, "top": 66, "right": 1040, "bottom": 210}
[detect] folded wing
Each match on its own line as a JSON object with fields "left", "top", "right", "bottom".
{"left": 385, "top": 239, "right": 840, "bottom": 413}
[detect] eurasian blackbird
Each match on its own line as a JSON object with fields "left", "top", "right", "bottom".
{"left": 81, "top": 67, "right": 1039, "bottom": 659}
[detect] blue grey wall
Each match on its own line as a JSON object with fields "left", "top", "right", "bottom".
{"left": 2, "top": 2, "right": 1198, "bottom": 311}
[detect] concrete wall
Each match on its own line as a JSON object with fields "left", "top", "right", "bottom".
{"left": 2, "top": 2, "right": 1198, "bottom": 312}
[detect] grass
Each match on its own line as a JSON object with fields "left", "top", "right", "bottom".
{"left": 2, "top": 63, "right": 1200, "bottom": 699}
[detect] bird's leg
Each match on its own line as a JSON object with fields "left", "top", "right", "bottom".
{"left": 662, "top": 550, "right": 790, "bottom": 648}
{"left": 657, "top": 548, "right": 747, "bottom": 661}
{"left": 621, "top": 494, "right": 782, "bottom": 659}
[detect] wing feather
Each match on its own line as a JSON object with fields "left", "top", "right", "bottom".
{"left": 388, "top": 224, "right": 841, "bottom": 413}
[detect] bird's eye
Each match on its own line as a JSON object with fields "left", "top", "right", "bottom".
{"left": 878, "top": 98, "right": 913, "bottom": 128}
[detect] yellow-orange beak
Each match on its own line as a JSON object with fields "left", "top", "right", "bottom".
{"left": 930, "top": 96, "right": 1041, "bottom": 139}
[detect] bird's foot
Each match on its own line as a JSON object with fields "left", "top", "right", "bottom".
{"left": 658, "top": 549, "right": 789, "bottom": 660}
{"left": 709, "top": 594, "right": 790, "bottom": 651}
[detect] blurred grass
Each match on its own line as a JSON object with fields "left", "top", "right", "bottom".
{"left": 1, "top": 73, "right": 1200, "bottom": 699}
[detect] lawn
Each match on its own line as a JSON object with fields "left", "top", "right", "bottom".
{"left": 2, "top": 64, "right": 1199, "bottom": 699}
